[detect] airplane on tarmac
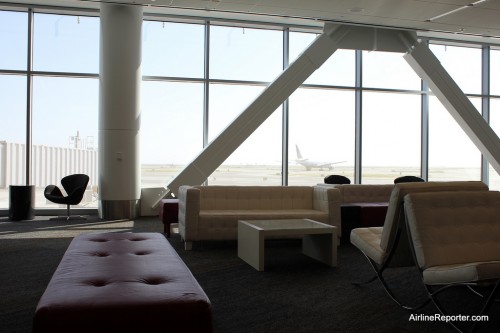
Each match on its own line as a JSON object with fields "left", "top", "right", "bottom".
{"left": 293, "top": 144, "right": 345, "bottom": 171}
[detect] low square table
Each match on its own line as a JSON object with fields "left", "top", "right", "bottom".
{"left": 238, "top": 219, "right": 337, "bottom": 271}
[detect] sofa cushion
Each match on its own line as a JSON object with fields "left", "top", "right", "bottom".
{"left": 350, "top": 227, "right": 385, "bottom": 265}
{"left": 197, "top": 186, "right": 314, "bottom": 210}
{"left": 423, "top": 261, "right": 500, "bottom": 285}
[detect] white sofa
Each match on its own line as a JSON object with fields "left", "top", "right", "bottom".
{"left": 178, "top": 185, "right": 341, "bottom": 250}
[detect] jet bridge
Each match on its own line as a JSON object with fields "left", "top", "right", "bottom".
{"left": 159, "top": 22, "right": 500, "bottom": 200}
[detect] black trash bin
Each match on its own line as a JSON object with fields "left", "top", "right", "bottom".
{"left": 9, "top": 185, "right": 35, "bottom": 221}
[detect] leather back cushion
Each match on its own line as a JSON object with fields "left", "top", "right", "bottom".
{"left": 196, "top": 186, "right": 313, "bottom": 210}
{"left": 404, "top": 191, "right": 500, "bottom": 269}
{"left": 340, "top": 184, "right": 394, "bottom": 203}
{"left": 379, "top": 181, "right": 488, "bottom": 252}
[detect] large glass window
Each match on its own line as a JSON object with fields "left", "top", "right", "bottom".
{"left": 488, "top": 98, "right": 500, "bottom": 190}
{"left": 208, "top": 84, "right": 282, "bottom": 185}
{"left": 491, "top": 49, "right": 500, "bottom": 96}
{"left": 3, "top": 7, "right": 500, "bottom": 211}
{"left": 429, "top": 44, "right": 482, "bottom": 95}
{"left": 33, "top": 13, "right": 99, "bottom": 73}
{"left": 210, "top": 26, "right": 283, "bottom": 82}
{"left": 141, "top": 81, "right": 204, "bottom": 188}
{"left": 290, "top": 31, "right": 355, "bottom": 87}
{"left": 288, "top": 88, "right": 355, "bottom": 185}
{"left": 0, "top": 10, "right": 28, "bottom": 70}
{"left": 142, "top": 21, "right": 204, "bottom": 78}
{"left": 362, "top": 51, "right": 421, "bottom": 91}
{"left": 32, "top": 77, "right": 99, "bottom": 208}
{"left": 362, "top": 92, "right": 421, "bottom": 184}
{"left": 0, "top": 75, "right": 27, "bottom": 209}
{"left": 428, "top": 96, "right": 482, "bottom": 181}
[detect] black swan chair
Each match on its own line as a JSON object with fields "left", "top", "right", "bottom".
{"left": 44, "top": 174, "right": 90, "bottom": 220}
{"left": 324, "top": 174, "right": 351, "bottom": 184}
{"left": 393, "top": 175, "right": 425, "bottom": 184}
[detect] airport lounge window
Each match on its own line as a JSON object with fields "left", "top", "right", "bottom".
{"left": 488, "top": 98, "right": 500, "bottom": 190}
{"left": 208, "top": 83, "right": 282, "bottom": 185}
{"left": 142, "top": 21, "right": 204, "bottom": 78}
{"left": 0, "top": 75, "right": 27, "bottom": 209}
{"left": 33, "top": 13, "right": 99, "bottom": 74}
{"left": 288, "top": 88, "right": 355, "bottom": 185}
{"left": 208, "top": 110, "right": 282, "bottom": 186}
{"left": 140, "top": 81, "right": 204, "bottom": 188}
{"left": 25, "top": 12, "right": 100, "bottom": 210}
{"left": 429, "top": 43, "right": 482, "bottom": 95}
{"left": 0, "top": 10, "right": 27, "bottom": 70}
{"left": 31, "top": 76, "right": 99, "bottom": 209}
{"left": 361, "top": 92, "right": 421, "bottom": 184}
{"left": 490, "top": 49, "right": 500, "bottom": 96}
{"left": 289, "top": 31, "right": 355, "bottom": 87}
{"left": 0, "top": 11, "right": 28, "bottom": 209}
{"left": 428, "top": 96, "right": 482, "bottom": 181}
{"left": 362, "top": 50, "right": 421, "bottom": 91}
{"left": 209, "top": 25, "right": 283, "bottom": 82}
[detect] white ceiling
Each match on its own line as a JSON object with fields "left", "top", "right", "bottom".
{"left": 3, "top": 0, "right": 500, "bottom": 39}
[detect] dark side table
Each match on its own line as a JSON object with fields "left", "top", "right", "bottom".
{"left": 159, "top": 198, "right": 179, "bottom": 237}
{"left": 9, "top": 185, "right": 36, "bottom": 221}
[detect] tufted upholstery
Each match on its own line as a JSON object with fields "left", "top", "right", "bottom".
{"left": 178, "top": 185, "right": 341, "bottom": 248}
{"left": 33, "top": 232, "right": 213, "bottom": 333}
{"left": 318, "top": 183, "right": 394, "bottom": 203}
{"left": 404, "top": 191, "right": 500, "bottom": 285}
{"left": 351, "top": 181, "right": 489, "bottom": 266}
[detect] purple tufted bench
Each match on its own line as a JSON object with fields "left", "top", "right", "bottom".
{"left": 33, "top": 232, "right": 213, "bottom": 333}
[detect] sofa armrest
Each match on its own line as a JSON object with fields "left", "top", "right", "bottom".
{"left": 178, "top": 185, "right": 201, "bottom": 242}
{"left": 313, "top": 186, "right": 342, "bottom": 238}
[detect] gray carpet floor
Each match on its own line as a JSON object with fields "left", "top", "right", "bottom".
{"left": 0, "top": 216, "right": 497, "bottom": 332}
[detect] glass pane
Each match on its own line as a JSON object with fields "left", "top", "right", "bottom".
{"left": 208, "top": 84, "right": 281, "bottom": 185}
{"left": 288, "top": 88, "right": 355, "bottom": 185}
{"left": 210, "top": 26, "right": 283, "bottom": 82}
{"left": 32, "top": 76, "right": 99, "bottom": 208}
{"left": 362, "top": 51, "right": 421, "bottom": 90}
{"left": 141, "top": 81, "right": 203, "bottom": 187}
{"left": 428, "top": 96, "right": 481, "bottom": 181}
{"left": 429, "top": 44, "right": 481, "bottom": 95}
{"left": 289, "top": 32, "right": 355, "bottom": 87}
{"left": 491, "top": 49, "right": 500, "bottom": 96}
{"left": 33, "top": 13, "right": 99, "bottom": 73}
{"left": 0, "top": 10, "right": 28, "bottom": 70}
{"left": 488, "top": 98, "right": 500, "bottom": 190}
{"left": 142, "top": 21, "right": 204, "bottom": 78}
{"left": 362, "top": 92, "right": 421, "bottom": 184}
{"left": 0, "top": 75, "right": 27, "bottom": 209}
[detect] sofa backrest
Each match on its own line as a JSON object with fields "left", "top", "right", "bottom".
{"left": 195, "top": 186, "right": 314, "bottom": 210}
{"left": 317, "top": 184, "right": 394, "bottom": 203}
{"left": 380, "top": 181, "right": 489, "bottom": 253}
{"left": 338, "top": 184, "right": 394, "bottom": 203}
{"left": 404, "top": 191, "right": 500, "bottom": 270}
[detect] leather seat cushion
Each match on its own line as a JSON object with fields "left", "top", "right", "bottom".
{"left": 33, "top": 232, "right": 213, "bottom": 333}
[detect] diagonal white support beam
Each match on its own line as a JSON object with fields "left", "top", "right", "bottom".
{"left": 166, "top": 23, "right": 353, "bottom": 195}
{"left": 404, "top": 40, "right": 500, "bottom": 176}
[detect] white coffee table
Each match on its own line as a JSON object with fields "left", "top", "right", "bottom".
{"left": 237, "top": 219, "right": 338, "bottom": 271}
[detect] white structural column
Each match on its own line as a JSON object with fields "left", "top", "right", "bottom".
{"left": 167, "top": 23, "right": 353, "bottom": 195}
{"left": 404, "top": 40, "right": 500, "bottom": 175}
{"left": 99, "top": 4, "right": 142, "bottom": 219}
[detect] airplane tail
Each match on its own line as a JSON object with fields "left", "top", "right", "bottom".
{"left": 295, "top": 144, "right": 303, "bottom": 160}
